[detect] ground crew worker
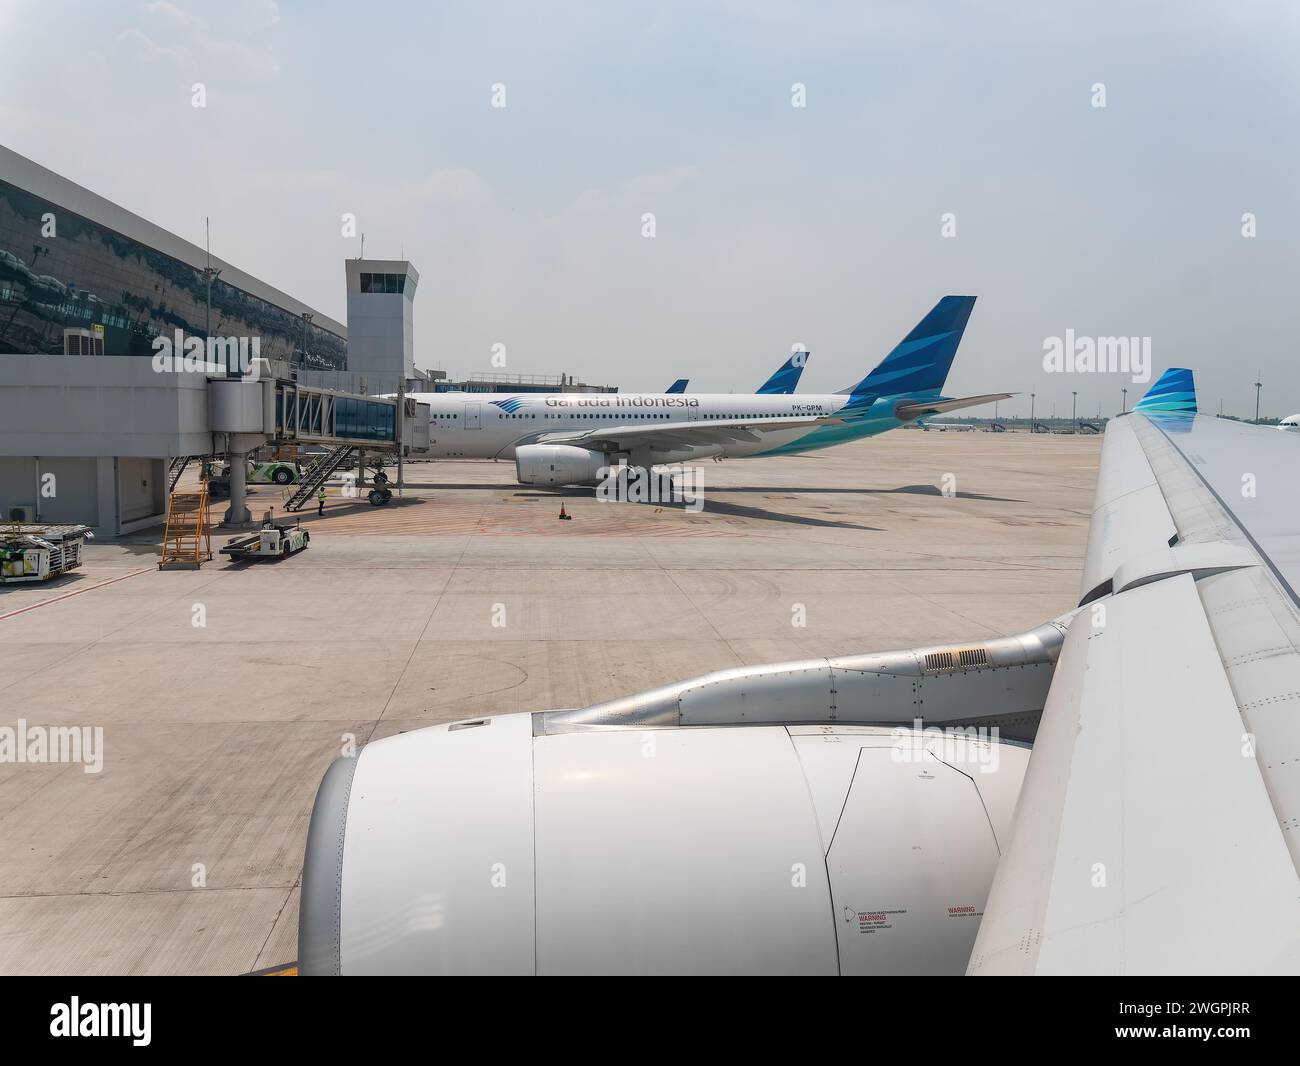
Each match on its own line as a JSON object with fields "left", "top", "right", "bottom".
{"left": 317, "top": 488, "right": 326, "bottom": 516}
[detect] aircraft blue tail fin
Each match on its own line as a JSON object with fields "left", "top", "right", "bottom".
{"left": 845, "top": 296, "right": 977, "bottom": 407}
{"left": 757, "top": 353, "right": 809, "bottom": 395}
{"left": 665, "top": 378, "right": 688, "bottom": 394}
{"left": 1134, "top": 367, "right": 1196, "bottom": 414}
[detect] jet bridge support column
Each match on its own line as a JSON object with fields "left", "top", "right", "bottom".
{"left": 396, "top": 380, "right": 404, "bottom": 499}
{"left": 224, "top": 447, "right": 252, "bottom": 526}
{"left": 209, "top": 377, "right": 271, "bottom": 529}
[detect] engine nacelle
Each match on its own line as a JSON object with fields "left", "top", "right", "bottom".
{"left": 299, "top": 714, "right": 1029, "bottom": 975}
{"left": 514, "top": 444, "right": 608, "bottom": 487}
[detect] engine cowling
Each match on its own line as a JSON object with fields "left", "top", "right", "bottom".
{"left": 515, "top": 444, "right": 608, "bottom": 487}
{"left": 298, "top": 714, "right": 1029, "bottom": 975}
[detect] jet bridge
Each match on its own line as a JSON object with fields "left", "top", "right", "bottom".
{"left": 274, "top": 383, "right": 430, "bottom": 449}
{"left": 207, "top": 370, "right": 430, "bottom": 525}
{"left": 0, "top": 354, "right": 431, "bottom": 534}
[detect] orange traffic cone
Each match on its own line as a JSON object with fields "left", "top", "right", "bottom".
{"left": 558, "top": 503, "right": 570, "bottom": 521}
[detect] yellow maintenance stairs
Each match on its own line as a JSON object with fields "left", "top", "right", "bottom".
{"left": 159, "top": 484, "right": 213, "bottom": 568}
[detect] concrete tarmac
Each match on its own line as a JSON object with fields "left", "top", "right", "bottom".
{"left": 0, "top": 430, "right": 1100, "bottom": 974}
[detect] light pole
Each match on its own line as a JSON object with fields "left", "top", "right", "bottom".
{"left": 203, "top": 218, "right": 225, "bottom": 376}
{"left": 1030, "top": 392, "right": 1035, "bottom": 432}
{"left": 1122, "top": 387, "right": 1127, "bottom": 414}
{"left": 301, "top": 312, "right": 313, "bottom": 369}
{"left": 1255, "top": 373, "right": 1263, "bottom": 424}
{"left": 1072, "top": 390, "right": 1078, "bottom": 428}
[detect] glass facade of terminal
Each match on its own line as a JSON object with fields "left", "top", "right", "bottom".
{"left": 0, "top": 178, "right": 346, "bottom": 369}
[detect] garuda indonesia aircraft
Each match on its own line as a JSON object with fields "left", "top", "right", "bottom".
{"left": 412, "top": 295, "right": 1009, "bottom": 486}
{"left": 301, "top": 365, "right": 1300, "bottom": 975}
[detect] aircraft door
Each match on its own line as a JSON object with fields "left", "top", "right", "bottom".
{"left": 464, "top": 402, "right": 481, "bottom": 430}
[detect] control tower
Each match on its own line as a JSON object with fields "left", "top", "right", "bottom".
{"left": 344, "top": 259, "right": 420, "bottom": 386}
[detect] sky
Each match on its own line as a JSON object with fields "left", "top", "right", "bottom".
{"left": 2, "top": 0, "right": 1297, "bottom": 416}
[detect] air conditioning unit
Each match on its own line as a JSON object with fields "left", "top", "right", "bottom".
{"left": 8, "top": 505, "right": 36, "bottom": 523}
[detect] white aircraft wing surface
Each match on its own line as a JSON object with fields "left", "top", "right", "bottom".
{"left": 534, "top": 413, "right": 842, "bottom": 452}
{"left": 970, "top": 412, "right": 1300, "bottom": 975}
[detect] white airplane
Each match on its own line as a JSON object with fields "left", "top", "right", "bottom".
{"left": 299, "top": 364, "right": 1300, "bottom": 975}
{"left": 1278, "top": 414, "right": 1300, "bottom": 432}
{"left": 410, "top": 296, "right": 1010, "bottom": 486}
{"left": 918, "top": 419, "right": 975, "bottom": 432}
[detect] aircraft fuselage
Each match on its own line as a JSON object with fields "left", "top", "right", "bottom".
{"left": 410, "top": 390, "right": 923, "bottom": 464}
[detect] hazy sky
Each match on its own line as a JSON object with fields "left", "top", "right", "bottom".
{"left": 3, "top": 1, "right": 1297, "bottom": 416}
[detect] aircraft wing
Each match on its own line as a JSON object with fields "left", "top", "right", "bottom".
{"left": 893, "top": 392, "right": 1013, "bottom": 421}
{"left": 969, "top": 412, "right": 1300, "bottom": 975}
{"left": 533, "top": 413, "right": 843, "bottom": 453}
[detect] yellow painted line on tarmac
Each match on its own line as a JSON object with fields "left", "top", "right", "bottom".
{"left": 247, "top": 962, "right": 298, "bottom": 976}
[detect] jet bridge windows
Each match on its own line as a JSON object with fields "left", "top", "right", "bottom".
{"left": 333, "top": 397, "right": 396, "bottom": 442}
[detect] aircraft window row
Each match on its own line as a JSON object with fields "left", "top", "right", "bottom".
{"left": 495, "top": 412, "right": 671, "bottom": 419}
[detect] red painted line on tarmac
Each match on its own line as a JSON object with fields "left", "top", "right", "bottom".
{"left": 0, "top": 567, "right": 154, "bottom": 622}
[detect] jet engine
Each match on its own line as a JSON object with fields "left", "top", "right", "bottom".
{"left": 514, "top": 444, "right": 609, "bottom": 487}
{"left": 298, "top": 623, "right": 1068, "bottom": 975}
{"left": 299, "top": 717, "right": 1029, "bottom": 975}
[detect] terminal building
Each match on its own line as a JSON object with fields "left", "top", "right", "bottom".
{"left": 0, "top": 145, "right": 614, "bottom": 535}
{"left": 0, "top": 146, "right": 347, "bottom": 367}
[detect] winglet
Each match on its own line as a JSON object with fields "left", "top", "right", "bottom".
{"left": 1134, "top": 367, "right": 1196, "bottom": 415}
{"left": 757, "top": 353, "right": 810, "bottom": 395}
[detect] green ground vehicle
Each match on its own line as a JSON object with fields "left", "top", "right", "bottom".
{"left": 220, "top": 514, "right": 310, "bottom": 561}
{"left": 203, "top": 456, "right": 306, "bottom": 491}
{"left": 248, "top": 459, "right": 303, "bottom": 485}
{"left": 0, "top": 524, "right": 92, "bottom": 584}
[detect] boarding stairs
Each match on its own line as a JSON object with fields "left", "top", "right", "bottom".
{"left": 168, "top": 454, "right": 213, "bottom": 491}
{"left": 159, "top": 483, "right": 213, "bottom": 568}
{"left": 284, "top": 445, "right": 356, "bottom": 512}
{"left": 169, "top": 455, "right": 192, "bottom": 490}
